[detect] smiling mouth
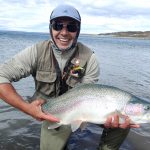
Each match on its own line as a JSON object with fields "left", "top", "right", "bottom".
{"left": 59, "top": 38, "right": 69, "bottom": 42}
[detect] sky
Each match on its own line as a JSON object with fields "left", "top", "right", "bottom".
{"left": 0, "top": 0, "right": 150, "bottom": 34}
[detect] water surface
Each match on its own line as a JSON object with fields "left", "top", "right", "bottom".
{"left": 0, "top": 31, "right": 150, "bottom": 150}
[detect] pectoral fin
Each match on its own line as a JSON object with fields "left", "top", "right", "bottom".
{"left": 48, "top": 123, "right": 61, "bottom": 130}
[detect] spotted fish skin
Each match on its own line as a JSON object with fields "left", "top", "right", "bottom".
{"left": 42, "top": 84, "right": 150, "bottom": 131}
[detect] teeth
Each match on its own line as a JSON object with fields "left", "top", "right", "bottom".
{"left": 59, "top": 38, "right": 68, "bottom": 42}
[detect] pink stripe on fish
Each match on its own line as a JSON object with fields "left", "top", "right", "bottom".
{"left": 124, "top": 104, "right": 144, "bottom": 115}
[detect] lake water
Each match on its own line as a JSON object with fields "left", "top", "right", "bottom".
{"left": 0, "top": 30, "right": 150, "bottom": 150}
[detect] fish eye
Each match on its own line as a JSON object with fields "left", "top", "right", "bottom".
{"left": 144, "top": 105, "right": 150, "bottom": 111}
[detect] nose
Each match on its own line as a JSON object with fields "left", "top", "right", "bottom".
{"left": 60, "top": 25, "right": 68, "bottom": 34}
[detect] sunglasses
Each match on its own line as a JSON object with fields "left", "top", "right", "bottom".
{"left": 51, "top": 22, "right": 79, "bottom": 33}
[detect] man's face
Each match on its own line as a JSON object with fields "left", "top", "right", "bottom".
{"left": 51, "top": 17, "right": 78, "bottom": 51}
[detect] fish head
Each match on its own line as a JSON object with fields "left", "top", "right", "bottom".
{"left": 142, "top": 103, "right": 150, "bottom": 123}
{"left": 124, "top": 97, "right": 150, "bottom": 124}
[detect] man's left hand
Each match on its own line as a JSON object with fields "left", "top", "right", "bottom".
{"left": 104, "top": 114, "right": 140, "bottom": 129}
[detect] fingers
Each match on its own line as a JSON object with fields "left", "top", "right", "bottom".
{"left": 41, "top": 112, "right": 60, "bottom": 122}
{"left": 112, "top": 114, "right": 119, "bottom": 128}
{"left": 130, "top": 124, "right": 140, "bottom": 128}
{"left": 29, "top": 99, "right": 60, "bottom": 122}
{"left": 104, "top": 114, "right": 140, "bottom": 129}
{"left": 119, "top": 116, "right": 140, "bottom": 129}
{"left": 32, "top": 99, "right": 45, "bottom": 106}
{"left": 35, "top": 112, "right": 59, "bottom": 122}
{"left": 104, "top": 114, "right": 119, "bottom": 128}
{"left": 104, "top": 115, "right": 112, "bottom": 128}
{"left": 36, "top": 118, "right": 45, "bottom": 121}
{"left": 119, "top": 116, "right": 130, "bottom": 129}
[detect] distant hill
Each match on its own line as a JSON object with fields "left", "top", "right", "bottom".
{"left": 99, "top": 31, "right": 150, "bottom": 38}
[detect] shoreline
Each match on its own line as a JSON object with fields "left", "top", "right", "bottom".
{"left": 1, "top": 30, "right": 150, "bottom": 39}
{"left": 98, "top": 31, "right": 150, "bottom": 39}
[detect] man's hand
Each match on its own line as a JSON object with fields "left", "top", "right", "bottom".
{"left": 0, "top": 83, "right": 59, "bottom": 122}
{"left": 27, "top": 99, "right": 59, "bottom": 122}
{"left": 104, "top": 114, "right": 140, "bottom": 129}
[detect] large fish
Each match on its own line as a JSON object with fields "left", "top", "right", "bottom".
{"left": 42, "top": 84, "right": 150, "bottom": 132}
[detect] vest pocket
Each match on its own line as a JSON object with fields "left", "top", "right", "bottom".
{"left": 36, "top": 71, "right": 56, "bottom": 82}
{"left": 35, "top": 71, "right": 57, "bottom": 96}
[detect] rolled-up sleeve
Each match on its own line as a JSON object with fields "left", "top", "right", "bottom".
{"left": 0, "top": 45, "right": 37, "bottom": 83}
{"left": 82, "top": 53, "right": 100, "bottom": 83}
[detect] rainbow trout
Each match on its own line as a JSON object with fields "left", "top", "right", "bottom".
{"left": 42, "top": 84, "right": 150, "bottom": 131}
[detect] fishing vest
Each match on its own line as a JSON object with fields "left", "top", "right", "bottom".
{"left": 32, "top": 40, "right": 93, "bottom": 99}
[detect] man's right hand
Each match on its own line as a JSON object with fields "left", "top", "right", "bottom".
{"left": 0, "top": 83, "right": 59, "bottom": 123}
{"left": 27, "top": 99, "right": 60, "bottom": 122}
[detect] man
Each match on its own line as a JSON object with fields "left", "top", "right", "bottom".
{"left": 0, "top": 4, "right": 139, "bottom": 150}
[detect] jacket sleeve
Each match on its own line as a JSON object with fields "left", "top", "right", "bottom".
{"left": 0, "top": 45, "right": 37, "bottom": 83}
{"left": 82, "top": 53, "right": 100, "bottom": 83}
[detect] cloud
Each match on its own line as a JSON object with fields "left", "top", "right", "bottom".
{"left": 0, "top": 0, "right": 150, "bottom": 34}
{"left": 0, "top": 0, "right": 52, "bottom": 32}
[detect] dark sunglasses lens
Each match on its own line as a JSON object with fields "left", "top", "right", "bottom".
{"left": 67, "top": 24, "right": 78, "bottom": 32}
{"left": 52, "top": 23, "right": 63, "bottom": 31}
{"left": 52, "top": 22, "right": 78, "bottom": 32}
